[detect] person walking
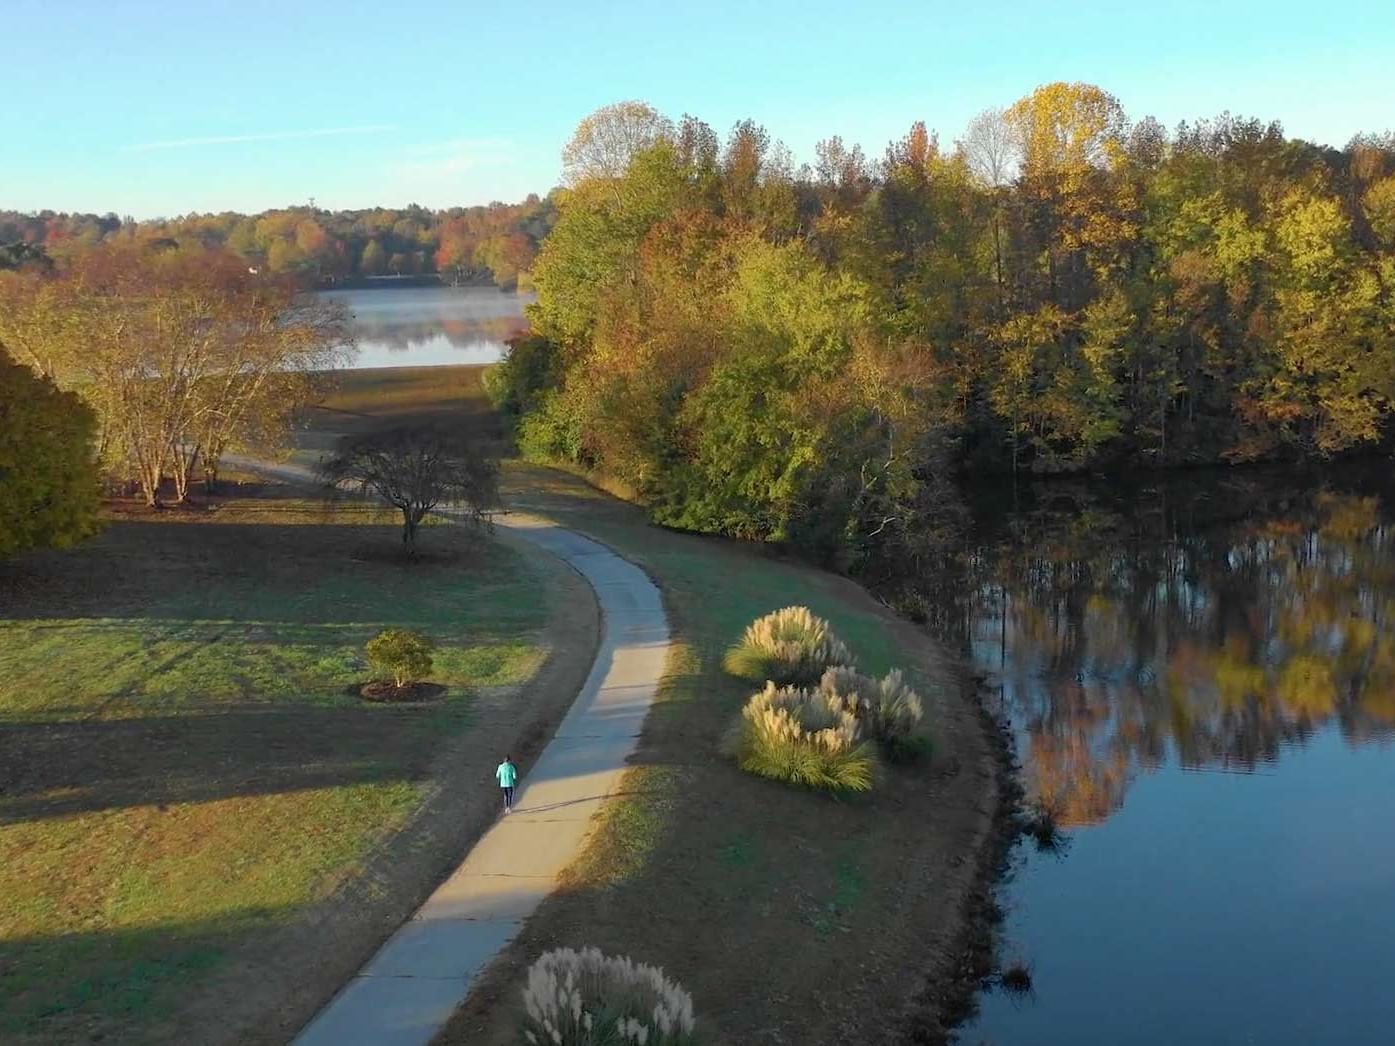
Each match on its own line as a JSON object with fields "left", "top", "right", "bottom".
{"left": 496, "top": 755, "right": 518, "bottom": 814}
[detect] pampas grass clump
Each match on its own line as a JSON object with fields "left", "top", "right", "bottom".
{"left": 722, "top": 606, "right": 854, "bottom": 687}
{"left": 870, "top": 669, "right": 925, "bottom": 742}
{"left": 727, "top": 681, "right": 876, "bottom": 793}
{"left": 819, "top": 666, "right": 924, "bottom": 744}
{"left": 521, "top": 946, "right": 696, "bottom": 1046}
{"left": 818, "top": 665, "right": 929, "bottom": 762}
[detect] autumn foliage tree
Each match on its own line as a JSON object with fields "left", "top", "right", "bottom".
{"left": 492, "top": 89, "right": 1395, "bottom": 572}
{"left": 0, "top": 344, "right": 100, "bottom": 557}
{"left": 0, "top": 243, "right": 350, "bottom": 506}
{"left": 1, "top": 197, "right": 556, "bottom": 290}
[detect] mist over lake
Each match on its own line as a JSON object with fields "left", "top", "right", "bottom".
{"left": 321, "top": 284, "right": 533, "bottom": 370}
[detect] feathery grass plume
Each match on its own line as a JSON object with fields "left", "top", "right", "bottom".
{"left": 520, "top": 946, "right": 696, "bottom": 1046}
{"left": 817, "top": 665, "right": 879, "bottom": 716}
{"left": 722, "top": 606, "right": 854, "bottom": 687}
{"left": 872, "top": 669, "right": 924, "bottom": 741}
{"left": 728, "top": 681, "right": 876, "bottom": 792}
{"left": 815, "top": 665, "right": 929, "bottom": 762}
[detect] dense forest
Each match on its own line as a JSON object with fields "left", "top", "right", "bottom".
{"left": 487, "top": 88, "right": 1395, "bottom": 570}
{"left": 0, "top": 196, "right": 557, "bottom": 288}
{"left": 6, "top": 84, "right": 1394, "bottom": 573}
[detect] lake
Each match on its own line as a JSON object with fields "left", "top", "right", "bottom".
{"left": 946, "top": 465, "right": 1395, "bottom": 1045}
{"left": 321, "top": 284, "right": 533, "bottom": 370}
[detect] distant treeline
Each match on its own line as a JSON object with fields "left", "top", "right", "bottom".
{"left": 0, "top": 196, "right": 558, "bottom": 289}
{"left": 486, "top": 89, "right": 1395, "bottom": 569}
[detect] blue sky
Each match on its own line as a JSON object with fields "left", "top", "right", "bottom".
{"left": 4, "top": 0, "right": 1393, "bottom": 218}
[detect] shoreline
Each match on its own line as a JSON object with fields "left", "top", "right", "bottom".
{"left": 906, "top": 677, "right": 1025, "bottom": 1042}
{"left": 514, "top": 459, "right": 1019, "bottom": 1040}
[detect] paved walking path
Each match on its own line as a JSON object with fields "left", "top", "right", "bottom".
{"left": 232, "top": 460, "right": 669, "bottom": 1046}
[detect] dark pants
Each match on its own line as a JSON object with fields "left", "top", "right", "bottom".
{"left": 502, "top": 786, "right": 515, "bottom": 808}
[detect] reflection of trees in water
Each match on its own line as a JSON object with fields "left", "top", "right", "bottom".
{"left": 351, "top": 314, "right": 528, "bottom": 353}
{"left": 967, "top": 477, "right": 1395, "bottom": 827}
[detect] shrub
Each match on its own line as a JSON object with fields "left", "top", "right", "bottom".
{"left": 364, "top": 628, "right": 435, "bottom": 688}
{"left": 0, "top": 348, "right": 101, "bottom": 558}
{"left": 483, "top": 335, "right": 564, "bottom": 422}
{"left": 818, "top": 666, "right": 928, "bottom": 762}
{"left": 722, "top": 606, "right": 854, "bottom": 687}
{"left": 517, "top": 388, "right": 586, "bottom": 464}
{"left": 520, "top": 946, "right": 696, "bottom": 1046}
{"left": 727, "top": 681, "right": 876, "bottom": 793}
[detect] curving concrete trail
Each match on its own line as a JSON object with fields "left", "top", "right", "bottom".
{"left": 233, "top": 461, "right": 669, "bottom": 1046}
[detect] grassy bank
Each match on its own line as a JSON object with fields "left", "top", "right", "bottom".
{"left": 311, "top": 364, "right": 996, "bottom": 1043}
{"left": 0, "top": 489, "right": 584, "bottom": 1043}
{"left": 437, "top": 462, "right": 995, "bottom": 1044}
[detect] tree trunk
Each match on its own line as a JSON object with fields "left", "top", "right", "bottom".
{"left": 401, "top": 509, "right": 419, "bottom": 554}
{"left": 992, "top": 200, "right": 1005, "bottom": 314}
{"left": 139, "top": 459, "right": 163, "bottom": 509}
{"left": 172, "top": 442, "right": 199, "bottom": 504}
{"left": 202, "top": 439, "right": 227, "bottom": 494}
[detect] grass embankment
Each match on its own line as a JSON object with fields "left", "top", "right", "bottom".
{"left": 318, "top": 365, "right": 997, "bottom": 1044}
{"left": 441, "top": 464, "right": 994, "bottom": 1044}
{"left": 0, "top": 489, "right": 592, "bottom": 1044}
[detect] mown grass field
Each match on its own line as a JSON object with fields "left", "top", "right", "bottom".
{"left": 313, "top": 364, "right": 995, "bottom": 1044}
{"left": 0, "top": 491, "right": 554, "bottom": 1043}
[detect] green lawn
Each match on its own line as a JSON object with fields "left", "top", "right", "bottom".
{"left": 0, "top": 494, "right": 550, "bottom": 1042}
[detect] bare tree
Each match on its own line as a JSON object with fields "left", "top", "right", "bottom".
{"left": 562, "top": 101, "right": 674, "bottom": 185}
{"left": 959, "top": 107, "right": 1017, "bottom": 307}
{"left": 959, "top": 106, "right": 1016, "bottom": 188}
{"left": 318, "top": 425, "right": 500, "bottom": 553}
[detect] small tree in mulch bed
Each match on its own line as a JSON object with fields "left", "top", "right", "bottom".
{"left": 363, "top": 628, "right": 435, "bottom": 699}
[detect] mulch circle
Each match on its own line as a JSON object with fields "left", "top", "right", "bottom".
{"left": 358, "top": 681, "right": 447, "bottom": 704}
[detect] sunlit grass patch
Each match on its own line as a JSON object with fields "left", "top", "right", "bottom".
{"left": 0, "top": 494, "right": 553, "bottom": 1039}
{"left": 558, "top": 765, "right": 683, "bottom": 890}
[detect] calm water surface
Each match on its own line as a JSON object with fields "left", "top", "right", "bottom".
{"left": 951, "top": 467, "right": 1395, "bottom": 1045}
{"left": 321, "top": 284, "right": 532, "bottom": 369}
